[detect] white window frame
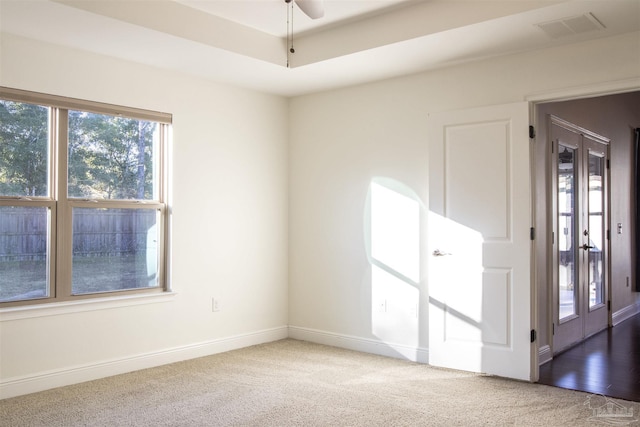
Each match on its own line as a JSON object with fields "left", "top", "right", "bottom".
{"left": 0, "top": 87, "right": 171, "bottom": 308}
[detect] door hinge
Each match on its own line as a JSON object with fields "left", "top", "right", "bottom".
{"left": 530, "top": 227, "right": 535, "bottom": 240}
{"left": 529, "top": 125, "right": 536, "bottom": 139}
{"left": 530, "top": 329, "right": 537, "bottom": 343}
{"left": 607, "top": 229, "right": 611, "bottom": 240}
{"left": 608, "top": 300, "right": 611, "bottom": 311}
{"left": 606, "top": 159, "right": 610, "bottom": 169}
{"left": 552, "top": 323, "right": 555, "bottom": 335}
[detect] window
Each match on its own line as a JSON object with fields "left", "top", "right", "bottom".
{"left": 0, "top": 87, "right": 171, "bottom": 306}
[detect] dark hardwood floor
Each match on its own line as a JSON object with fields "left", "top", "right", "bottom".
{"left": 538, "top": 313, "right": 640, "bottom": 402}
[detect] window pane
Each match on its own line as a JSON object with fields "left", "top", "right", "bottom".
{"left": 0, "top": 206, "right": 49, "bottom": 302}
{"left": 0, "top": 100, "right": 49, "bottom": 197}
{"left": 72, "top": 208, "right": 159, "bottom": 294}
{"left": 588, "top": 153, "right": 605, "bottom": 308}
{"left": 68, "top": 111, "right": 159, "bottom": 200}
{"left": 558, "top": 145, "right": 577, "bottom": 321}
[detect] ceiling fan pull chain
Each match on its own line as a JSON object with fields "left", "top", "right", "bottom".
{"left": 285, "top": 0, "right": 295, "bottom": 67}
{"left": 290, "top": 3, "right": 295, "bottom": 54}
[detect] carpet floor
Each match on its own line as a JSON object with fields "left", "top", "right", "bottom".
{"left": 1, "top": 339, "right": 638, "bottom": 426}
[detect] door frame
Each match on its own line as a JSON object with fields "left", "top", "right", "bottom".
{"left": 527, "top": 78, "right": 640, "bottom": 377}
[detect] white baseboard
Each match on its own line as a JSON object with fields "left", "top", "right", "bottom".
{"left": 612, "top": 302, "right": 640, "bottom": 326}
{"left": 288, "top": 326, "right": 429, "bottom": 363}
{"left": 0, "top": 326, "right": 288, "bottom": 399}
{"left": 538, "top": 345, "right": 552, "bottom": 365}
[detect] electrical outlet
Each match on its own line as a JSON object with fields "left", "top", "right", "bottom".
{"left": 410, "top": 303, "right": 419, "bottom": 318}
{"left": 212, "top": 298, "right": 220, "bottom": 312}
{"left": 378, "top": 299, "right": 387, "bottom": 313}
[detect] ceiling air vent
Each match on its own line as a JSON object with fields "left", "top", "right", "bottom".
{"left": 536, "top": 12, "right": 605, "bottom": 39}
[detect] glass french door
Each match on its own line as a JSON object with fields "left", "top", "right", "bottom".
{"left": 552, "top": 116, "right": 609, "bottom": 353}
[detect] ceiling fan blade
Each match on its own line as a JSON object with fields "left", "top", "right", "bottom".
{"left": 294, "top": 0, "right": 325, "bottom": 19}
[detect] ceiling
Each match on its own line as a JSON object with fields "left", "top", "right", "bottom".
{"left": 1, "top": 0, "right": 639, "bottom": 97}
{"left": 176, "top": 0, "right": 414, "bottom": 37}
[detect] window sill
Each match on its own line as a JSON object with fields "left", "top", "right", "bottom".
{"left": 0, "top": 292, "right": 177, "bottom": 322}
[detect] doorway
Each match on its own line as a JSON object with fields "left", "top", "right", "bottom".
{"left": 535, "top": 90, "right": 640, "bottom": 375}
{"left": 550, "top": 116, "right": 610, "bottom": 353}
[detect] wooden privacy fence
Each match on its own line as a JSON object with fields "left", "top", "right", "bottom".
{"left": 0, "top": 207, "right": 155, "bottom": 262}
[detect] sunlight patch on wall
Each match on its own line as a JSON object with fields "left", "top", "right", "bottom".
{"left": 367, "top": 178, "right": 422, "bottom": 352}
{"left": 370, "top": 181, "right": 420, "bottom": 283}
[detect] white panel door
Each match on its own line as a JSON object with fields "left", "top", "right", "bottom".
{"left": 428, "top": 102, "right": 532, "bottom": 381}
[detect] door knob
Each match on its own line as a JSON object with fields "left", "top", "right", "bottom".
{"left": 433, "top": 249, "right": 451, "bottom": 257}
{"left": 582, "top": 244, "right": 594, "bottom": 250}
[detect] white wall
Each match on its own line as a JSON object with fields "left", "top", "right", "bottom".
{"left": 288, "top": 32, "right": 640, "bottom": 358}
{"left": 0, "top": 34, "right": 289, "bottom": 397}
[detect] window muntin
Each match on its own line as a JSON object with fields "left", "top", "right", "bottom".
{"left": 0, "top": 88, "right": 170, "bottom": 307}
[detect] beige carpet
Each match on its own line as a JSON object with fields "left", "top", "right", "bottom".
{"left": 1, "top": 339, "right": 638, "bottom": 426}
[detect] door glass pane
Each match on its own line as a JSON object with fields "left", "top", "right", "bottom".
{"left": 0, "top": 206, "right": 50, "bottom": 302}
{"left": 588, "top": 152, "right": 605, "bottom": 308}
{"left": 67, "top": 111, "right": 159, "bottom": 200}
{"left": 72, "top": 208, "right": 159, "bottom": 294}
{"left": 0, "top": 100, "right": 49, "bottom": 197}
{"left": 558, "top": 145, "right": 577, "bottom": 320}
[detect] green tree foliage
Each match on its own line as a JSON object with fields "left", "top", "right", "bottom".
{"left": 68, "top": 111, "right": 156, "bottom": 200}
{"left": 0, "top": 100, "right": 49, "bottom": 197}
{"left": 1, "top": 102, "right": 156, "bottom": 200}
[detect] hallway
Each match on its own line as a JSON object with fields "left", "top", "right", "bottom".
{"left": 538, "top": 313, "right": 640, "bottom": 402}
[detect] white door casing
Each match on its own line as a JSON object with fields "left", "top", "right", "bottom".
{"left": 428, "top": 102, "right": 532, "bottom": 381}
